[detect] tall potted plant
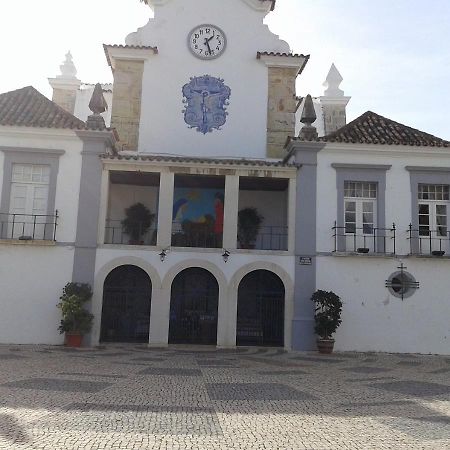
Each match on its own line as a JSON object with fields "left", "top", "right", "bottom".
{"left": 121, "top": 202, "right": 155, "bottom": 245}
{"left": 238, "top": 207, "right": 264, "bottom": 249}
{"left": 57, "top": 282, "right": 94, "bottom": 347}
{"left": 311, "top": 290, "right": 343, "bottom": 354}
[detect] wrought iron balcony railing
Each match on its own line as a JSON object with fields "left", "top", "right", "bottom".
{"left": 408, "top": 224, "right": 450, "bottom": 256}
{"left": 333, "top": 222, "right": 396, "bottom": 255}
{"left": 171, "top": 221, "right": 222, "bottom": 249}
{"left": 238, "top": 226, "right": 288, "bottom": 251}
{"left": 0, "top": 211, "right": 58, "bottom": 241}
{"left": 104, "top": 219, "right": 157, "bottom": 246}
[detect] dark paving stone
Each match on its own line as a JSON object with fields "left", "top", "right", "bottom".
{"left": 371, "top": 381, "right": 450, "bottom": 398}
{"left": 58, "top": 372, "right": 127, "bottom": 379}
{"left": 362, "top": 357, "right": 378, "bottom": 363}
{"left": 0, "top": 354, "right": 25, "bottom": 360}
{"left": 339, "top": 400, "right": 413, "bottom": 407}
{"left": 412, "top": 416, "right": 450, "bottom": 425}
{"left": 130, "top": 357, "right": 165, "bottom": 362}
{"left": 216, "top": 348, "right": 249, "bottom": 354}
{"left": 206, "top": 382, "right": 315, "bottom": 401}
{"left": 345, "top": 376, "right": 396, "bottom": 383}
{"left": 61, "top": 403, "right": 222, "bottom": 436}
{"left": 115, "top": 362, "right": 153, "bottom": 366}
{"left": 343, "top": 366, "right": 392, "bottom": 374}
{"left": 397, "top": 354, "right": 418, "bottom": 359}
{"left": 397, "top": 361, "right": 422, "bottom": 366}
{"left": 290, "top": 356, "right": 344, "bottom": 364}
{"left": 429, "top": 368, "right": 450, "bottom": 374}
{"left": 197, "top": 360, "right": 234, "bottom": 367}
{"left": 139, "top": 368, "right": 202, "bottom": 376}
{"left": 244, "top": 356, "right": 305, "bottom": 368}
{"left": 333, "top": 353, "right": 361, "bottom": 359}
{"left": 66, "top": 403, "right": 216, "bottom": 413}
{"left": 2, "top": 378, "right": 111, "bottom": 393}
{"left": 258, "top": 370, "right": 308, "bottom": 375}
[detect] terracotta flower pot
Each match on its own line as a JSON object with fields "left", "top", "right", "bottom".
{"left": 317, "top": 338, "right": 335, "bottom": 354}
{"left": 65, "top": 333, "right": 83, "bottom": 348}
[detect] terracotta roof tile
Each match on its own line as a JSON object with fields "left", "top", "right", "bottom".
{"left": 102, "top": 153, "right": 297, "bottom": 168}
{"left": 257, "top": 51, "right": 308, "bottom": 59}
{"left": 0, "top": 86, "right": 87, "bottom": 130}
{"left": 290, "top": 111, "right": 450, "bottom": 148}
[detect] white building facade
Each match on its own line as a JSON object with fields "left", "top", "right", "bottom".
{"left": 0, "top": 0, "right": 449, "bottom": 354}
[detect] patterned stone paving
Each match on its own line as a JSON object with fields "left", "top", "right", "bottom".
{"left": 0, "top": 345, "right": 449, "bottom": 449}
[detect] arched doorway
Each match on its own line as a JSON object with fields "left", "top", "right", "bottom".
{"left": 100, "top": 265, "right": 152, "bottom": 343}
{"left": 169, "top": 268, "right": 219, "bottom": 345}
{"left": 236, "top": 270, "right": 285, "bottom": 347}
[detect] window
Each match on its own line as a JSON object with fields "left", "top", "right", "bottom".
{"left": 344, "top": 181, "right": 377, "bottom": 235}
{"left": 8, "top": 164, "right": 51, "bottom": 239}
{"left": 418, "top": 184, "right": 449, "bottom": 238}
{"left": 386, "top": 270, "right": 418, "bottom": 300}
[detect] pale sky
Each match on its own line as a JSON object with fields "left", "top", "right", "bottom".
{"left": 0, "top": 0, "right": 449, "bottom": 139}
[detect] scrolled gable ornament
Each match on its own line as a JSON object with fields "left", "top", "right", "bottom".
{"left": 182, "top": 75, "right": 231, "bottom": 135}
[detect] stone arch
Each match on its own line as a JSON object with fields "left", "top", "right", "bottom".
{"left": 161, "top": 259, "right": 226, "bottom": 292}
{"left": 161, "top": 259, "right": 228, "bottom": 346}
{"left": 91, "top": 256, "right": 162, "bottom": 345}
{"left": 228, "top": 262, "right": 294, "bottom": 349}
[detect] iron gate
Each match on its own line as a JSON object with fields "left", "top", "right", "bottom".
{"left": 236, "top": 270, "right": 285, "bottom": 347}
{"left": 100, "top": 265, "right": 152, "bottom": 343}
{"left": 169, "top": 268, "right": 219, "bottom": 345}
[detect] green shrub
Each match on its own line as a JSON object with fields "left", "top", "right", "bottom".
{"left": 311, "top": 290, "right": 343, "bottom": 340}
{"left": 57, "top": 282, "right": 94, "bottom": 334}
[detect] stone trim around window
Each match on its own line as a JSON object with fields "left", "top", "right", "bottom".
{"left": 0, "top": 147, "right": 64, "bottom": 238}
{"left": 407, "top": 168, "right": 450, "bottom": 254}
{"left": 333, "top": 164, "right": 391, "bottom": 252}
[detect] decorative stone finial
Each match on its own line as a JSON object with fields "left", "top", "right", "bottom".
{"left": 299, "top": 94, "right": 318, "bottom": 140}
{"left": 86, "top": 83, "right": 107, "bottom": 129}
{"left": 300, "top": 94, "right": 317, "bottom": 126}
{"left": 58, "top": 51, "right": 78, "bottom": 79}
{"left": 323, "top": 63, "right": 344, "bottom": 97}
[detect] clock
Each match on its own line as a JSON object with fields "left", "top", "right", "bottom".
{"left": 188, "top": 24, "right": 227, "bottom": 60}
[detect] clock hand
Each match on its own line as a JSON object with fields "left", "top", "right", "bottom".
{"left": 204, "top": 38, "right": 212, "bottom": 55}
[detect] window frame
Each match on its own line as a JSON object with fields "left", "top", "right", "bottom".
{"left": 0, "top": 147, "right": 64, "bottom": 239}
{"left": 332, "top": 164, "right": 391, "bottom": 252}
{"left": 406, "top": 167, "right": 450, "bottom": 254}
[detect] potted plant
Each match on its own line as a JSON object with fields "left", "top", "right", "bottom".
{"left": 311, "top": 290, "right": 343, "bottom": 354}
{"left": 57, "top": 282, "right": 94, "bottom": 347}
{"left": 238, "top": 207, "right": 264, "bottom": 249}
{"left": 121, "top": 202, "right": 155, "bottom": 245}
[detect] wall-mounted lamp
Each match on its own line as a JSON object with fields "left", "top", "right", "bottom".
{"left": 159, "top": 248, "right": 169, "bottom": 262}
{"left": 222, "top": 249, "right": 230, "bottom": 263}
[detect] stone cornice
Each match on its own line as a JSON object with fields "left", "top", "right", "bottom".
{"left": 103, "top": 45, "right": 158, "bottom": 70}
{"left": 257, "top": 53, "right": 309, "bottom": 76}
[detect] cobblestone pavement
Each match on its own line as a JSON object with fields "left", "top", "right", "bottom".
{"left": 0, "top": 345, "right": 449, "bottom": 449}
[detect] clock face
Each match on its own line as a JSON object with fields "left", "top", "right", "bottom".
{"left": 188, "top": 24, "right": 227, "bottom": 60}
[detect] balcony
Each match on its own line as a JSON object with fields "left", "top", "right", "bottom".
{"left": 408, "top": 225, "right": 450, "bottom": 256}
{"left": 0, "top": 212, "right": 58, "bottom": 241}
{"left": 105, "top": 219, "right": 157, "bottom": 246}
{"left": 332, "top": 222, "right": 396, "bottom": 255}
{"left": 105, "top": 171, "right": 159, "bottom": 246}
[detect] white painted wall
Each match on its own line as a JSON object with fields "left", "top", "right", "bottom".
{"left": 108, "top": 183, "right": 159, "bottom": 221}
{"left": 126, "top": 0, "right": 289, "bottom": 158}
{"left": 314, "top": 143, "right": 450, "bottom": 355}
{"left": 0, "top": 244, "right": 74, "bottom": 344}
{"left": 317, "top": 255, "right": 450, "bottom": 355}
